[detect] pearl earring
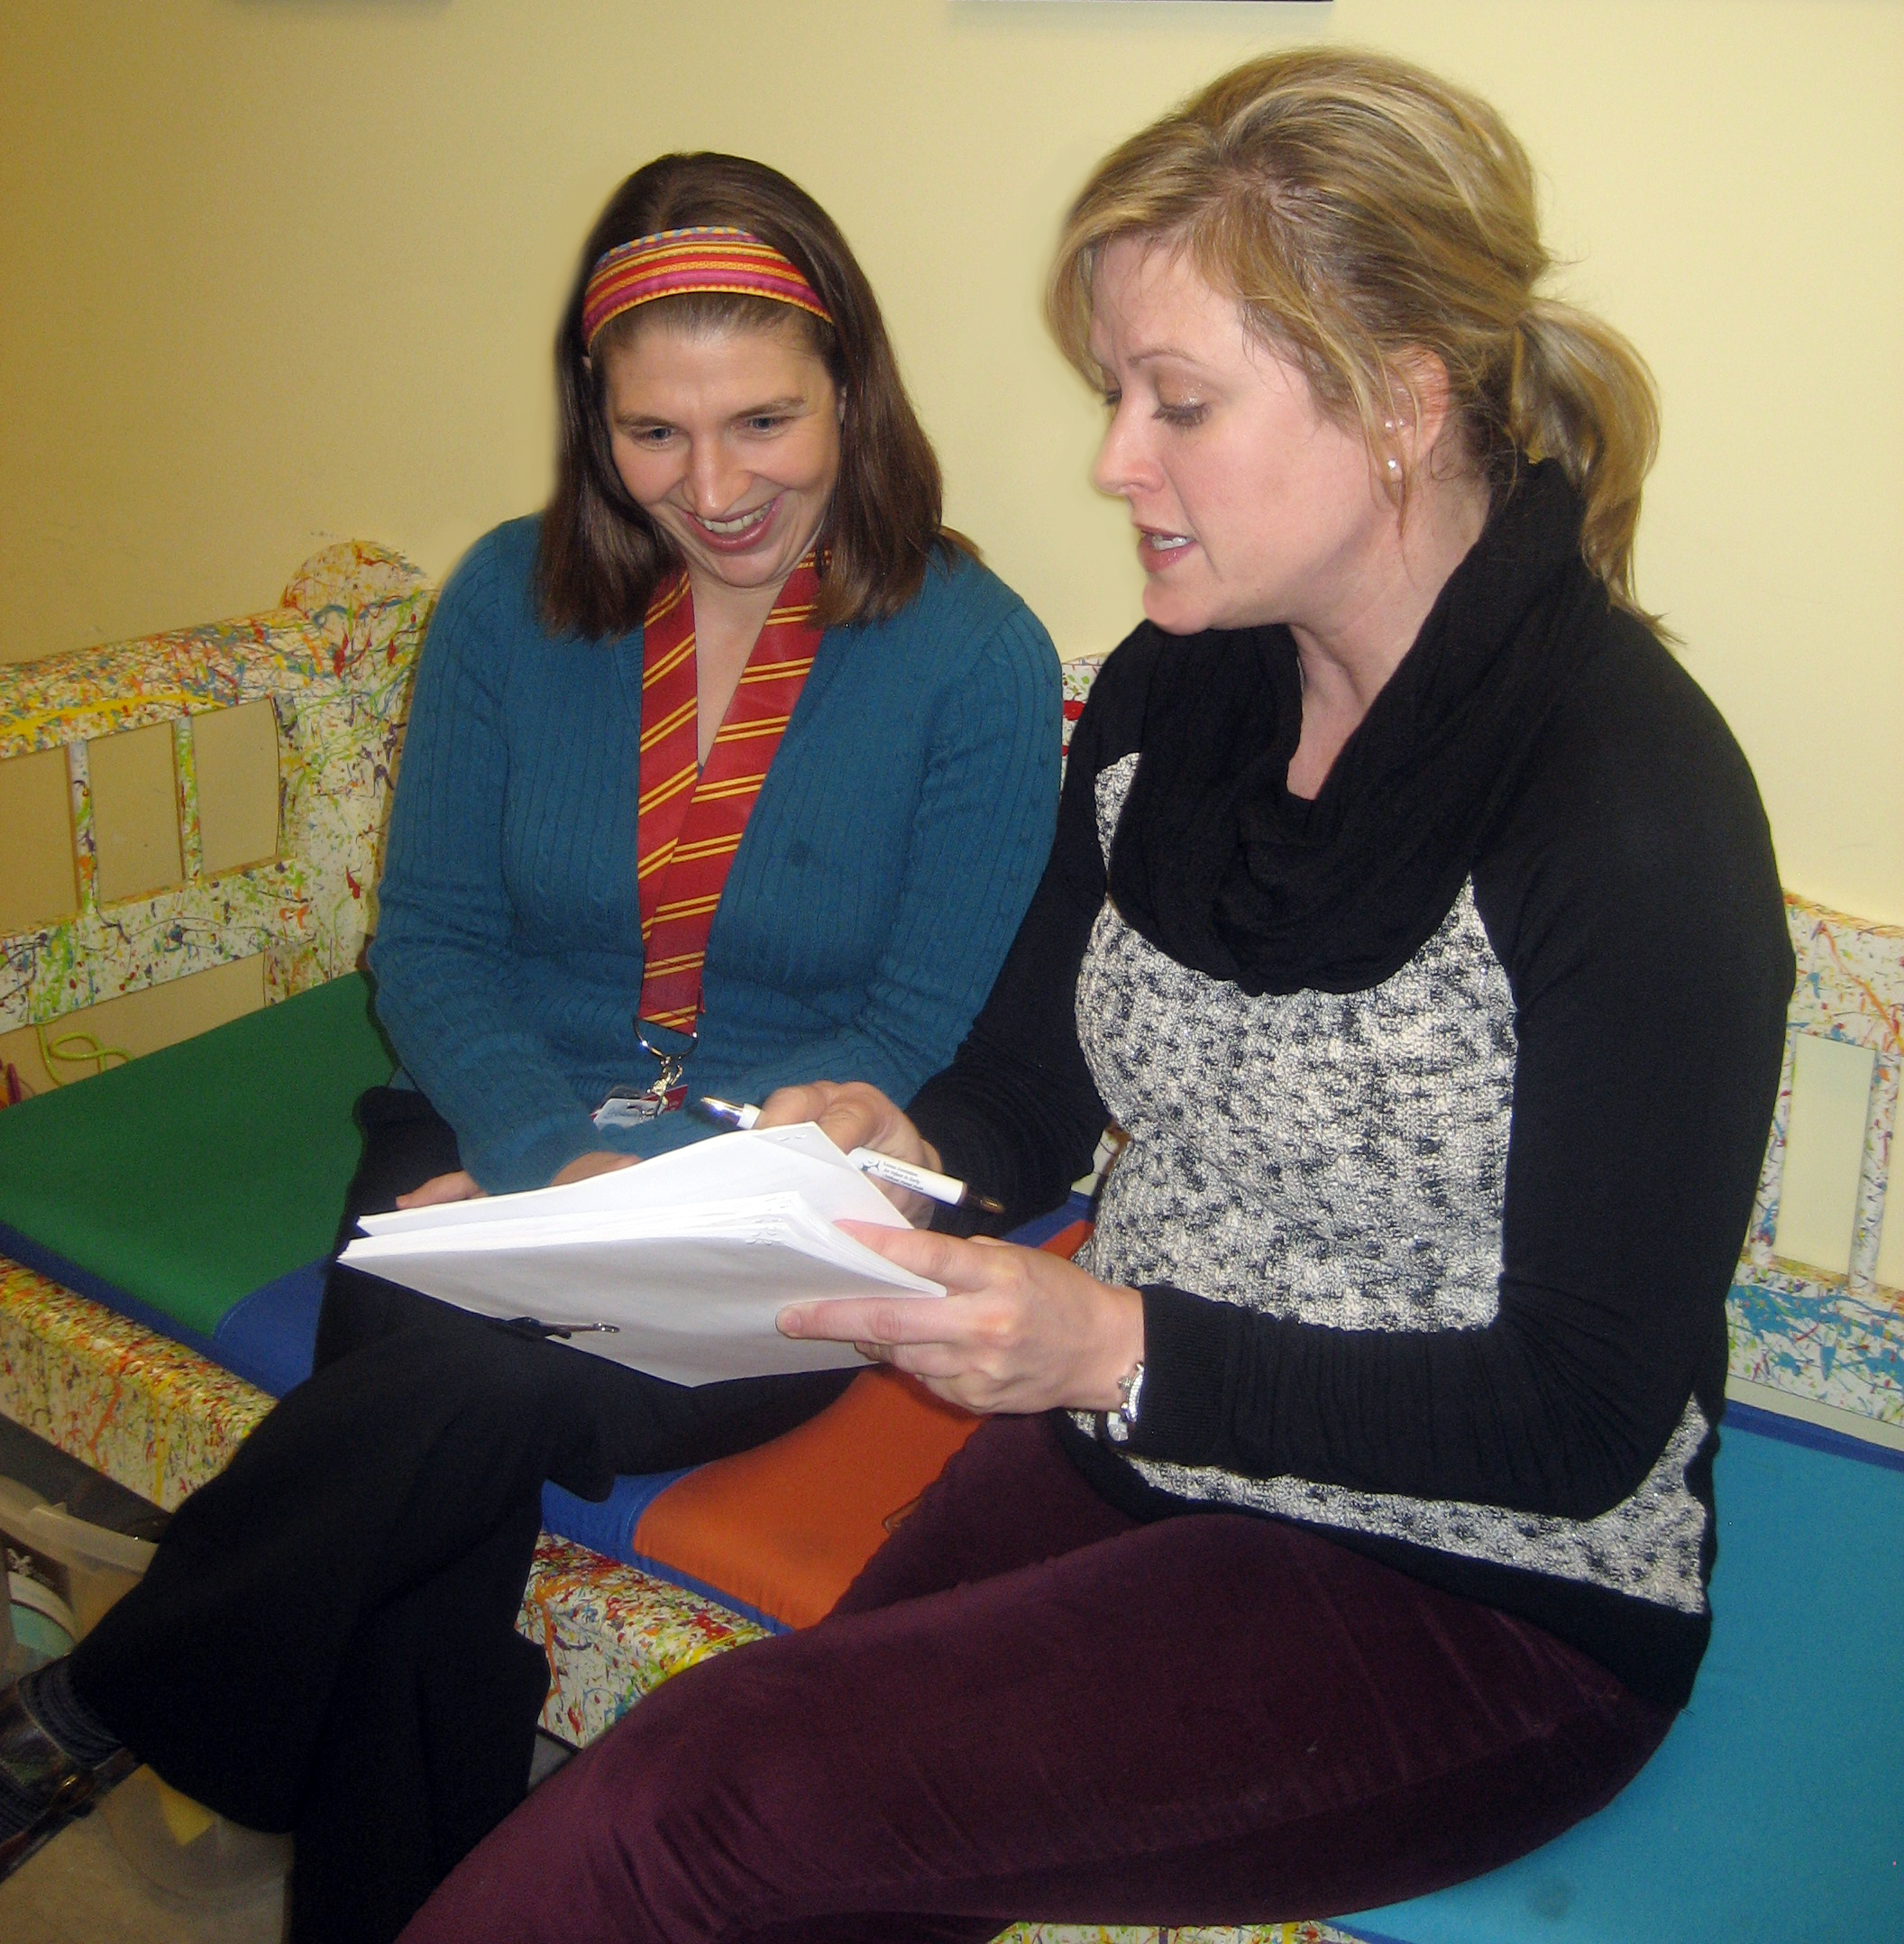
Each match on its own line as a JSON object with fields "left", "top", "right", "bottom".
{"left": 1383, "top": 419, "right": 1405, "bottom": 479}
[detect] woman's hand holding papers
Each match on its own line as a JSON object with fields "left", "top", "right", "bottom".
{"left": 396, "top": 1170, "right": 487, "bottom": 1209}
{"left": 777, "top": 1225, "right": 1146, "bottom": 1417}
{"left": 551, "top": 1151, "right": 641, "bottom": 1187}
{"left": 396, "top": 1151, "right": 638, "bottom": 1209}
{"left": 759, "top": 1079, "right": 1145, "bottom": 1414}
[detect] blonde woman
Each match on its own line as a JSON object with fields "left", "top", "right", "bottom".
{"left": 405, "top": 50, "right": 1791, "bottom": 1940}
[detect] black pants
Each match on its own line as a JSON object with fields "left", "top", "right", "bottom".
{"left": 70, "top": 1087, "right": 854, "bottom": 1944}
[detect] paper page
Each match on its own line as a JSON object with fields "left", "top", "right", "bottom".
{"left": 357, "top": 1123, "right": 905, "bottom": 1237}
{"left": 339, "top": 1192, "right": 941, "bottom": 1386}
{"left": 347, "top": 1193, "right": 924, "bottom": 1271}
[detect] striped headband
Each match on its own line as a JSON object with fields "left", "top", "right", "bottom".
{"left": 581, "top": 225, "right": 832, "bottom": 345}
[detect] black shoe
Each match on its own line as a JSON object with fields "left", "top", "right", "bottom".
{"left": 0, "top": 1682, "right": 131, "bottom": 1882}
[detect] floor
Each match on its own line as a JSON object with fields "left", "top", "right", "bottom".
{"left": 0, "top": 1808, "right": 287, "bottom": 1944}
{"left": 1, "top": 1731, "right": 579, "bottom": 1944}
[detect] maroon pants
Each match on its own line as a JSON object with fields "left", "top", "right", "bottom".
{"left": 401, "top": 1416, "right": 1671, "bottom": 1943}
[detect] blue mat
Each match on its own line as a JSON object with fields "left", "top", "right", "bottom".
{"left": 212, "top": 1261, "right": 329, "bottom": 1398}
{"left": 1341, "top": 1408, "right": 1904, "bottom": 1944}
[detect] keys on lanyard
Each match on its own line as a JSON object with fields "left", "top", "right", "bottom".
{"left": 592, "top": 1017, "right": 699, "bottom": 1130}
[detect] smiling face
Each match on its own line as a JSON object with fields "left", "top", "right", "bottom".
{"left": 1088, "top": 237, "right": 1396, "bottom": 639}
{"left": 600, "top": 316, "right": 842, "bottom": 601}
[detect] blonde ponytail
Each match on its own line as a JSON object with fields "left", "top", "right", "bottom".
{"left": 1049, "top": 47, "right": 1668, "bottom": 629}
{"left": 1508, "top": 300, "right": 1660, "bottom": 620}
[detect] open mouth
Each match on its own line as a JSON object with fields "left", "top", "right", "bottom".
{"left": 693, "top": 499, "right": 779, "bottom": 543}
{"left": 1138, "top": 527, "right": 1194, "bottom": 563}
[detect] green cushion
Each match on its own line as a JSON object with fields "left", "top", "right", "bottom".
{"left": 0, "top": 973, "right": 393, "bottom": 1335}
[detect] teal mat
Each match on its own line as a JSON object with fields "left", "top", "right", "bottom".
{"left": 0, "top": 974, "right": 393, "bottom": 1335}
{"left": 1344, "top": 1414, "right": 1904, "bottom": 1944}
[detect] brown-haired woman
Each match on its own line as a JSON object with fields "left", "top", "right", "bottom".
{"left": 542, "top": 150, "right": 953, "bottom": 640}
{"left": 402, "top": 50, "right": 1791, "bottom": 1941}
{"left": 0, "top": 154, "right": 1059, "bottom": 1937}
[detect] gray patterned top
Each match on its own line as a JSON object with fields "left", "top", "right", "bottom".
{"left": 1076, "top": 754, "right": 1711, "bottom": 1616}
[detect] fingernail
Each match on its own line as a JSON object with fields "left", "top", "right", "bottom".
{"left": 777, "top": 1310, "right": 802, "bottom": 1337}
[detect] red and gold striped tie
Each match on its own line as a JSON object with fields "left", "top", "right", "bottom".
{"left": 634, "top": 557, "right": 821, "bottom": 1049}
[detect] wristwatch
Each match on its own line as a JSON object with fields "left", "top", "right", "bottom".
{"left": 1104, "top": 1360, "right": 1146, "bottom": 1445}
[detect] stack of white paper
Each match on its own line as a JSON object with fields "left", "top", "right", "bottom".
{"left": 337, "top": 1123, "right": 944, "bottom": 1385}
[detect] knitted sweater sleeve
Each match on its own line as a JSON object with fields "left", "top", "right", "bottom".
{"left": 367, "top": 541, "right": 607, "bottom": 1187}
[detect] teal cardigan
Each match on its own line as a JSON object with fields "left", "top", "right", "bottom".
{"left": 369, "top": 518, "right": 1060, "bottom": 1192}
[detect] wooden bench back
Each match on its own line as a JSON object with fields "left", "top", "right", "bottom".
{"left": 0, "top": 545, "right": 432, "bottom": 1032}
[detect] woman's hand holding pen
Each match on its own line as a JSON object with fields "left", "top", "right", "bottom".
{"left": 755, "top": 1080, "right": 943, "bottom": 1222}
{"left": 777, "top": 1225, "right": 1146, "bottom": 1417}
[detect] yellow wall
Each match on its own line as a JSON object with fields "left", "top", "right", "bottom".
{"left": 4, "top": 0, "right": 1900, "bottom": 926}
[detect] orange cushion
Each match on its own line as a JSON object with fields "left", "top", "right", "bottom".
{"left": 631, "top": 1215, "right": 1097, "bottom": 1628}
{"left": 633, "top": 1367, "right": 978, "bottom": 1628}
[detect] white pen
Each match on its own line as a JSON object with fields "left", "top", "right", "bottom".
{"left": 695, "top": 1096, "right": 1005, "bottom": 1215}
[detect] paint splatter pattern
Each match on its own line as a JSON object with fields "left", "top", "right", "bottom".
{"left": 1729, "top": 896, "right": 1903, "bottom": 1426}
{"left": 0, "top": 543, "right": 434, "bottom": 1032}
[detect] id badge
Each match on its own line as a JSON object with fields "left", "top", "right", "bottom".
{"left": 592, "top": 1083, "right": 685, "bottom": 1130}
{"left": 592, "top": 1017, "right": 697, "bottom": 1130}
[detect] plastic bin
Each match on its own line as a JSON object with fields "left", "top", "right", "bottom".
{"left": 1, "top": 1478, "right": 154, "bottom": 1657}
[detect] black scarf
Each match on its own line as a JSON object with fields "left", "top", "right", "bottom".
{"left": 1105, "top": 462, "right": 1613, "bottom": 996}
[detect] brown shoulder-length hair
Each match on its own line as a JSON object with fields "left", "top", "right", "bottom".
{"left": 540, "top": 152, "right": 963, "bottom": 639}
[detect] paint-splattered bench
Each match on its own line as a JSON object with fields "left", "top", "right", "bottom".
{"left": 1, "top": 549, "right": 1898, "bottom": 1943}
